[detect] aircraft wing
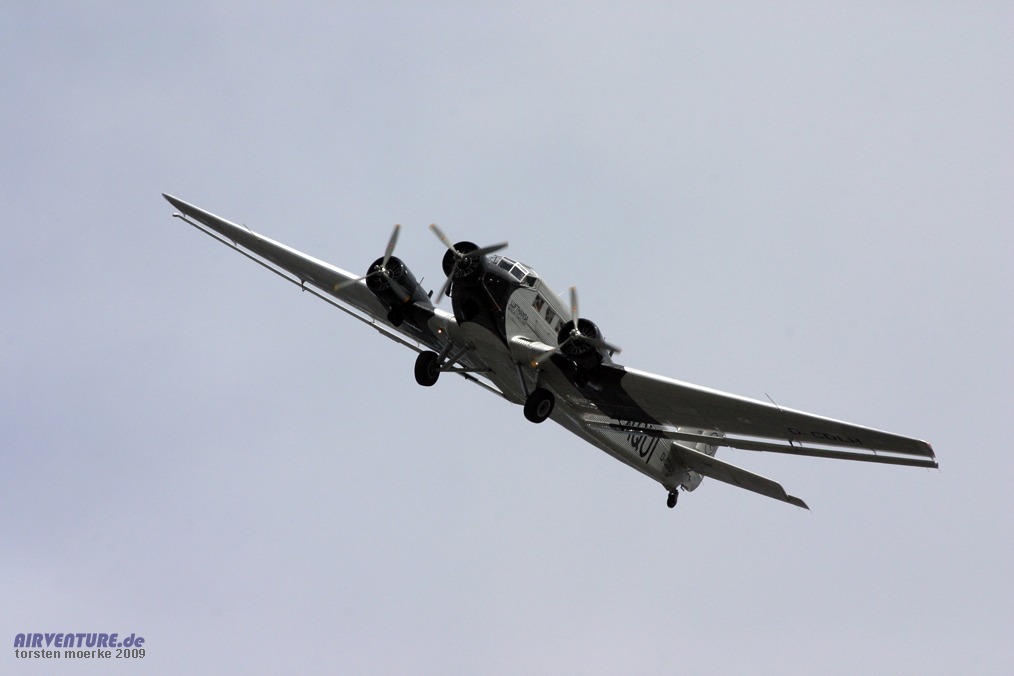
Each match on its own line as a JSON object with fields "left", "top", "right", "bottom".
{"left": 547, "top": 362, "right": 935, "bottom": 508}
{"left": 162, "top": 194, "right": 457, "bottom": 357}
{"left": 576, "top": 363, "right": 936, "bottom": 468}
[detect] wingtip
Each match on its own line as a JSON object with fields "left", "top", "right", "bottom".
{"left": 789, "top": 495, "right": 810, "bottom": 510}
{"left": 162, "top": 192, "right": 192, "bottom": 214}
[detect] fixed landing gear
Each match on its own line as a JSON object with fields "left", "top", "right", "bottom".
{"left": 524, "top": 388, "right": 555, "bottom": 423}
{"left": 414, "top": 351, "right": 441, "bottom": 387}
{"left": 666, "top": 490, "right": 679, "bottom": 509}
{"left": 414, "top": 343, "right": 472, "bottom": 387}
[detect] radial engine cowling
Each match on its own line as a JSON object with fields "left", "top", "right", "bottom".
{"left": 439, "top": 241, "right": 484, "bottom": 296}
{"left": 556, "top": 318, "right": 613, "bottom": 371}
{"left": 365, "top": 255, "right": 432, "bottom": 324}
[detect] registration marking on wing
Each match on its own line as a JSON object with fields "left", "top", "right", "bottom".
{"left": 786, "top": 427, "right": 863, "bottom": 446}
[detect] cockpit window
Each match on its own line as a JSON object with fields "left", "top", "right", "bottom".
{"left": 492, "top": 255, "right": 538, "bottom": 286}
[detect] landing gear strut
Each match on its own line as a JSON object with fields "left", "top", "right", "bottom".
{"left": 666, "top": 490, "right": 678, "bottom": 509}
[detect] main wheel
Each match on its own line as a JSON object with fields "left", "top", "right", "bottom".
{"left": 667, "top": 490, "right": 678, "bottom": 509}
{"left": 414, "top": 351, "right": 440, "bottom": 387}
{"left": 524, "top": 388, "right": 555, "bottom": 423}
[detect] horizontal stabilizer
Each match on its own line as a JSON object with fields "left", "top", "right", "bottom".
{"left": 669, "top": 442, "right": 809, "bottom": 509}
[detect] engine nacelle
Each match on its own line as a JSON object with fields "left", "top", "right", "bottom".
{"left": 441, "top": 241, "right": 481, "bottom": 279}
{"left": 556, "top": 318, "right": 613, "bottom": 371}
{"left": 439, "top": 241, "right": 486, "bottom": 301}
{"left": 365, "top": 255, "right": 432, "bottom": 325}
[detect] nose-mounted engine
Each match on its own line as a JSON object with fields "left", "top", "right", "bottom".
{"left": 441, "top": 241, "right": 482, "bottom": 285}
{"left": 429, "top": 225, "right": 509, "bottom": 304}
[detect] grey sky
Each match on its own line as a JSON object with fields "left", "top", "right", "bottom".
{"left": 2, "top": 3, "right": 1012, "bottom": 674}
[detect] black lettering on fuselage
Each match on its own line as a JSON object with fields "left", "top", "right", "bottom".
{"left": 619, "top": 420, "right": 661, "bottom": 464}
{"left": 507, "top": 300, "right": 529, "bottom": 324}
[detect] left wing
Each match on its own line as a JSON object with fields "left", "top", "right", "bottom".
{"left": 616, "top": 366, "right": 937, "bottom": 467}
{"left": 550, "top": 361, "right": 934, "bottom": 508}
{"left": 557, "top": 362, "right": 936, "bottom": 468}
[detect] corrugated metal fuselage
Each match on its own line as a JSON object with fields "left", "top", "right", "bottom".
{"left": 446, "top": 256, "right": 712, "bottom": 494}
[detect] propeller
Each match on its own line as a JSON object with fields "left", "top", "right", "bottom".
{"left": 532, "top": 287, "right": 622, "bottom": 367}
{"left": 334, "top": 224, "right": 412, "bottom": 302}
{"left": 429, "top": 223, "right": 508, "bottom": 303}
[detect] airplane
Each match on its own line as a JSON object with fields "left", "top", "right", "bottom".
{"left": 161, "top": 193, "right": 937, "bottom": 510}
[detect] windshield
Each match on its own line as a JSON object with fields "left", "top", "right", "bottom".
{"left": 491, "top": 256, "right": 538, "bottom": 286}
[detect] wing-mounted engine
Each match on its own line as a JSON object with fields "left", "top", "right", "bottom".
{"left": 556, "top": 317, "right": 614, "bottom": 371}
{"left": 338, "top": 225, "right": 433, "bottom": 327}
{"left": 364, "top": 253, "right": 433, "bottom": 326}
{"left": 534, "top": 288, "right": 622, "bottom": 385}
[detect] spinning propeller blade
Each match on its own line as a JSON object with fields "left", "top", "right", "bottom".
{"left": 435, "top": 272, "right": 454, "bottom": 305}
{"left": 333, "top": 224, "right": 406, "bottom": 298}
{"left": 429, "top": 223, "right": 456, "bottom": 252}
{"left": 530, "top": 286, "right": 621, "bottom": 368}
{"left": 381, "top": 223, "right": 400, "bottom": 268}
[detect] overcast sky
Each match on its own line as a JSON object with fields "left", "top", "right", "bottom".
{"left": 2, "top": 3, "right": 1012, "bottom": 674}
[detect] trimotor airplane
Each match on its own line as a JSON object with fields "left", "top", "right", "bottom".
{"left": 162, "top": 194, "right": 937, "bottom": 510}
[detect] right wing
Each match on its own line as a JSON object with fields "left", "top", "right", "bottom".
{"left": 162, "top": 193, "right": 458, "bottom": 357}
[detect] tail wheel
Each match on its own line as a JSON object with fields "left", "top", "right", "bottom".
{"left": 524, "top": 388, "right": 555, "bottom": 423}
{"left": 414, "top": 351, "right": 440, "bottom": 387}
